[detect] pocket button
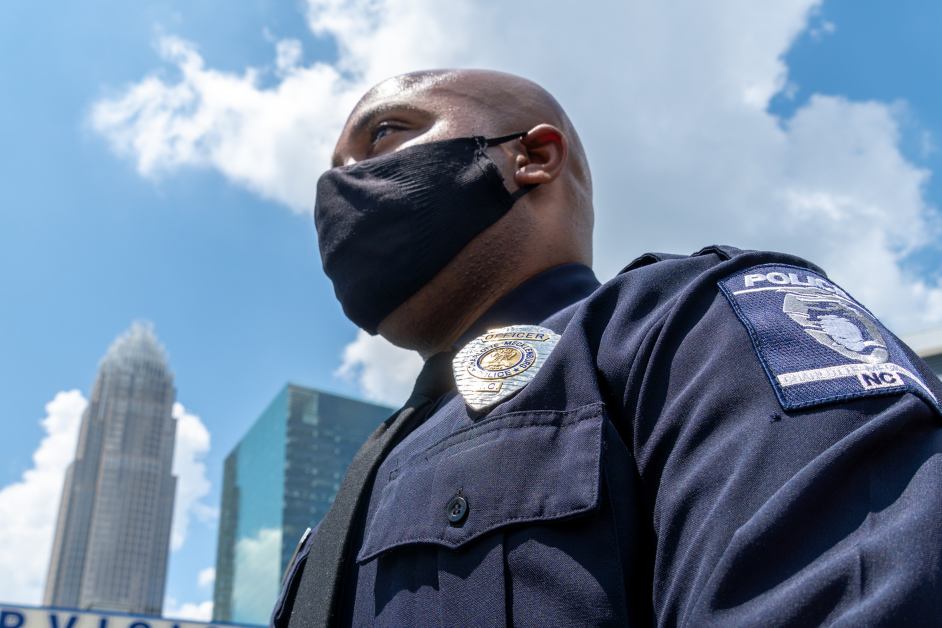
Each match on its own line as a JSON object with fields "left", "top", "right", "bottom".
{"left": 446, "top": 496, "right": 468, "bottom": 524}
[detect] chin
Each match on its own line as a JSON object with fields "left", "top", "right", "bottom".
{"left": 377, "top": 297, "right": 469, "bottom": 357}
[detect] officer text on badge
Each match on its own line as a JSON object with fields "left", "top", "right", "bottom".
{"left": 454, "top": 325, "right": 561, "bottom": 411}
{"left": 719, "top": 264, "right": 939, "bottom": 412}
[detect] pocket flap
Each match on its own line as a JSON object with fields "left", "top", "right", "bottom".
{"left": 357, "top": 402, "right": 605, "bottom": 563}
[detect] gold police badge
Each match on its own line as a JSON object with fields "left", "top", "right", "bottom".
{"left": 453, "top": 325, "right": 561, "bottom": 410}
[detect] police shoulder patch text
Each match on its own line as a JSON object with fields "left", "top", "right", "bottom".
{"left": 454, "top": 325, "right": 561, "bottom": 411}
{"left": 719, "top": 264, "right": 939, "bottom": 411}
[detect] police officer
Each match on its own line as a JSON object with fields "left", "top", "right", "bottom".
{"left": 273, "top": 69, "right": 942, "bottom": 627}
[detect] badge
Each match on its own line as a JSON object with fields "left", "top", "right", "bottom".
{"left": 719, "top": 264, "right": 939, "bottom": 411}
{"left": 454, "top": 325, "right": 561, "bottom": 410}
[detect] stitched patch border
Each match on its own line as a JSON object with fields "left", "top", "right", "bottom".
{"left": 718, "top": 264, "right": 939, "bottom": 412}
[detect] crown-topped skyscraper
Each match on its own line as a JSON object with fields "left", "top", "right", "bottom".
{"left": 45, "top": 322, "right": 177, "bottom": 615}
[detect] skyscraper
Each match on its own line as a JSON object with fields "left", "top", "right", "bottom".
{"left": 212, "top": 384, "right": 392, "bottom": 625}
{"left": 45, "top": 322, "right": 177, "bottom": 616}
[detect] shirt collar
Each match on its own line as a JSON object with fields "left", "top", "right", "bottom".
{"left": 452, "top": 263, "right": 601, "bottom": 349}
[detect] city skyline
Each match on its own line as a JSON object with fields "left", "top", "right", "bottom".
{"left": 45, "top": 323, "right": 177, "bottom": 615}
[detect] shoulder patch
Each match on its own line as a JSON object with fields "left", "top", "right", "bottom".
{"left": 718, "top": 264, "right": 939, "bottom": 411}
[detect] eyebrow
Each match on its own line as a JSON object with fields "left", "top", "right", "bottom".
{"left": 330, "top": 101, "right": 423, "bottom": 167}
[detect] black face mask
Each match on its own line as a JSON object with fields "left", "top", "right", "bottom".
{"left": 314, "top": 132, "right": 536, "bottom": 334}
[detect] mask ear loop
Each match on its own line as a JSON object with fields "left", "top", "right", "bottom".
{"left": 483, "top": 131, "right": 539, "bottom": 201}
{"left": 484, "top": 131, "right": 529, "bottom": 146}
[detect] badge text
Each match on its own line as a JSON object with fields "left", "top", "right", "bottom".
{"left": 483, "top": 331, "right": 550, "bottom": 342}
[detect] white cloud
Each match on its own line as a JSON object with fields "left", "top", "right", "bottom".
{"left": 197, "top": 566, "right": 216, "bottom": 588}
{"left": 91, "top": 35, "right": 349, "bottom": 212}
{"left": 336, "top": 330, "right": 423, "bottom": 406}
{"left": 170, "top": 402, "right": 217, "bottom": 551}
{"left": 91, "top": 0, "right": 942, "bottom": 396}
{"left": 0, "top": 391, "right": 86, "bottom": 604}
{"left": 164, "top": 598, "right": 214, "bottom": 622}
{"left": 232, "top": 527, "right": 282, "bottom": 623}
{"left": 89, "top": 0, "right": 480, "bottom": 212}
{"left": 275, "top": 39, "right": 304, "bottom": 75}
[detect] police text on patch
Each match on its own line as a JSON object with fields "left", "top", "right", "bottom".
{"left": 738, "top": 271, "right": 850, "bottom": 299}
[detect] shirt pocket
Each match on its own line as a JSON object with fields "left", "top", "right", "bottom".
{"left": 357, "top": 401, "right": 605, "bottom": 563}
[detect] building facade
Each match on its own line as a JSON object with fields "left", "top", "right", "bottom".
{"left": 900, "top": 325, "right": 942, "bottom": 379}
{"left": 44, "top": 323, "right": 177, "bottom": 616}
{"left": 212, "top": 385, "right": 392, "bottom": 625}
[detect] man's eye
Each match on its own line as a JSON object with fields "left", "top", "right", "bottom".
{"left": 372, "top": 126, "right": 397, "bottom": 144}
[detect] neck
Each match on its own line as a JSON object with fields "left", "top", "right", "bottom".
{"left": 379, "top": 259, "right": 593, "bottom": 360}
{"left": 378, "top": 200, "right": 591, "bottom": 358}
{"left": 378, "top": 267, "right": 530, "bottom": 359}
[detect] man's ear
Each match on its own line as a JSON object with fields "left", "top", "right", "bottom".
{"left": 514, "top": 124, "right": 568, "bottom": 187}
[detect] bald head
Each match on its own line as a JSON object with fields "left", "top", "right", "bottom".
{"left": 329, "top": 69, "right": 594, "bottom": 356}
{"left": 333, "top": 70, "right": 590, "bottom": 201}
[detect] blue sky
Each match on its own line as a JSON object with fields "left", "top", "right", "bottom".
{"left": 0, "top": 0, "right": 364, "bottom": 613}
{"left": 771, "top": 0, "right": 942, "bottom": 276}
{"left": 2, "top": 0, "right": 941, "bottom": 618}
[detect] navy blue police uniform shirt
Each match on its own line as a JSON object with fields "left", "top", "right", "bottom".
{"left": 273, "top": 245, "right": 942, "bottom": 626}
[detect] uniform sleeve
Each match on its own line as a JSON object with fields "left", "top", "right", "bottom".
{"left": 597, "top": 257, "right": 942, "bottom": 626}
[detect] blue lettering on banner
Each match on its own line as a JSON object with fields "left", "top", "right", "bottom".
{"left": 1, "top": 611, "right": 25, "bottom": 628}
{"left": 129, "top": 622, "right": 151, "bottom": 628}
{"left": 99, "top": 619, "right": 107, "bottom": 628}
{"left": 719, "top": 263, "right": 941, "bottom": 411}
{"left": 49, "top": 615, "right": 78, "bottom": 628}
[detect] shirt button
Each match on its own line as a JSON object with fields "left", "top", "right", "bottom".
{"left": 446, "top": 496, "right": 468, "bottom": 524}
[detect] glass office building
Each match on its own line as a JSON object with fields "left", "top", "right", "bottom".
{"left": 212, "top": 384, "right": 392, "bottom": 625}
{"left": 44, "top": 322, "right": 177, "bottom": 615}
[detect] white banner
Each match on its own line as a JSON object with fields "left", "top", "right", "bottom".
{"left": 0, "top": 604, "right": 251, "bottom": 628}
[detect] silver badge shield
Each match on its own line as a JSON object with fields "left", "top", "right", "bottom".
{"left": 453, "top": 325, "right": 561, "bottom": 411}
